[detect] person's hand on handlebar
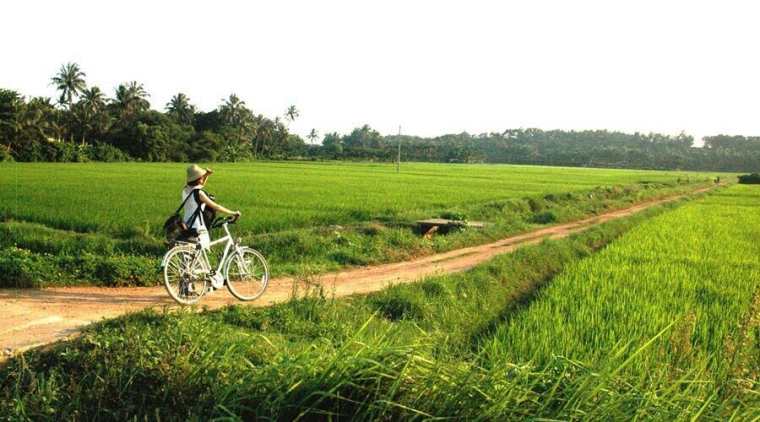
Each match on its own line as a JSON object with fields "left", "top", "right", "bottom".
{"left": 229, "top": 211, "right": 241, "bottom": 223}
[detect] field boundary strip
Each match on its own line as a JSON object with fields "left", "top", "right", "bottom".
{"left": 0, "top": 184, "right": 722, "bottom": 359}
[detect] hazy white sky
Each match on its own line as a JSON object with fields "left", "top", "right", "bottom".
{"left": 2, "top": 0, "right": 759, "bottom": 143}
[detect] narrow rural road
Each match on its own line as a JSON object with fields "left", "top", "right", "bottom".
{"left": 0, "top": 186, "right": 716, "bottom": 358}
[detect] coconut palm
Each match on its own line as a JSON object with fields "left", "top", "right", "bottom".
{"left": 21, "top": 97, "right": 62, "bottom": 142}
{"left": 0, "top": 89, "right": 23, "bottom": 150}
{"left": 285, "top": 105, "right": 299, "bottom": 122}
{"left": 219, "top": 94, "right": 250, "bottom": 127}
{"left": 166, "top": 93, "right": 195, "bottom": 125}
{"left": 254, "top": 117, "right": 275, "bottom": 156}
{"left": 307, "top": 128, "right": 319, "bottom": 145}
{"left": 80, "top": 87, "right": 107, "bottom": 114}
{"left": 126, "top": 81, "right": 150, "bottom": 109}
{"left": 50, "top": 63, "right": 87, "bottom": 108}
{"left": 76, "top": 87, "right": 110, "bottom": 142}
{"left": 220, "top": 94, "right": 256, "bottom": 156}
{"left": 113, "top": 81, "right": 150, "bottom": 118}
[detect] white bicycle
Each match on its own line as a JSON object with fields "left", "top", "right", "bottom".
{"left": 161, "top": 216, "right": 269, "bottom": 305}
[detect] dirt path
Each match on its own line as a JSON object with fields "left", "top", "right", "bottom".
{"left": 0, "top": 186, "right": 717, "bottom": 358}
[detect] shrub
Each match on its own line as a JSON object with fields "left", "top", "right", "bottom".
{"left": 532, "top": 211, "right": 558, "bottom": 224}
{"left": 527, "top": 198, "right": 544, "bottom": 212}
{"left": 0, "top": 146, "right": 14, "bottom": 162}
{"left": 91, "top": 142, "right": 131, "bottom": 162}
{"left": 737, "top": 173, "right": 760, "bottom": 184}
{"left": 0, "top": 247, "right": 61, "bottom": 288}
{"left": 0, "top": 247, "right": 159, "bottom": 288}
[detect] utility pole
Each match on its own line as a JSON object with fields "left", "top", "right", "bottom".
{"left": 396, "top": 125, "right": 401, "bottom": 173}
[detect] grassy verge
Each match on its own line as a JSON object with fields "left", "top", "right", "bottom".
{"left": 7, "top": 193, "right": 751, "bottom": 420}
{"left": 1, "top": 180, "right": 710, "bottom": 288}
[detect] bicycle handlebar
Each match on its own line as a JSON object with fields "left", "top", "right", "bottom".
{"left": 210, "top": 215, "right": 240, "bottom": 229}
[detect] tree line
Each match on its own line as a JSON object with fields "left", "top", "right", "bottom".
{"left": 0, "top": 63, "right": 308, "bottom": 162}
{"left": 321, "top": 127, "right": 760, "bottom": 172}
{"left": 1, "top": 62, "right": 759, "bottom": 172}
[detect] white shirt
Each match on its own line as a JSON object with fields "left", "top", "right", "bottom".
{"left": 181, "top": 186, "right": 207, "bottom": 232}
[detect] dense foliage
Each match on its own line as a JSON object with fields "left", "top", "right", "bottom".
{"left": 323, "top": 127, "right": 760, "bottom": 172}
{"left": 2, "top": 63, "right": 760, "bottom": 172}
{"left": 0, "top": 63, "right": 306, "bottom": 163}
{"left": 2, "top": 188, "right": 756, "bottom": 419}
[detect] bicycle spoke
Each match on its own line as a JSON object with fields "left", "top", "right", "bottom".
{"left": 164, "top": 248, "right": 206, "bottom": 305}
{"left": 226, "top": 249, "right": 268, "bottom": 301}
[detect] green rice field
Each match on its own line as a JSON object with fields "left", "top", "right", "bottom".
{"left": 3, "top": 184, "right": 757, "bottom": 419}
{"left": 485, "top": 184, "right": 760, "bottom": 392}
{"left": 0, "top": 161, "right": 722, "bottom": 234}
{"left": 0, "top": 162, "right": 724, "bottom": 286}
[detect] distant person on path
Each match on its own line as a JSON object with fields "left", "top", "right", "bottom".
{"left": 182, "top": 164, "right": 241, "bottom": 248}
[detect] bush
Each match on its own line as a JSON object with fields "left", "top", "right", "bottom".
{"left": 91, "top": 142, "right": 131, "bottom": 162}
{"left": 0, "top": 247, "right": 60, "bottom": 288}
{"left": 0, "top": 146, "right": 14, "bottom": 162}
{"left": 532, "top": 211, "right": 558, "bottom": 224}
{"left": 527, "top": 198, "right": 544, "bottom": 212}
{"left": 0, "top": 246, "right": 159, "bottom": 288}
{"left": 737, "top": 173, "right": 760, "bottom": 184}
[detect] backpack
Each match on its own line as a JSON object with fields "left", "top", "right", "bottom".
{"left": 163, "top": 189, "right": 215, "bottom": 244}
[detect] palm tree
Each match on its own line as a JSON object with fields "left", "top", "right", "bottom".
{"left": 307, "top": 128, "right": 319, "bottom": 145}
{"left": 219, "top": 94, "right": 249, "bottom": 127}
{"left": 76, "top": 87, "right": 109, "bottom": 142}
{"left": 80, "top": 87, "right": 107, "bottom": 114}
{"left": 254, "top": 117, "right": 275, "bottom": 156}
{"left": 125, "top": 81, "right": 150, "bottom": 110}
{"left": 50, "top": 63, "right": 87, "bottom": 108}
{"left": 285, "top": 105, "right": 299, "bottom": 122}
{"left": 166, "top": 93, "right": 195, "bottom": 125}
{"left": 0, "top": 89, "right": 23, "bottom": 150}
{"left": 114, "top": 81, "right": 150, "bottom": 118}
{"left": 21, "top": 97, "right": 62, "bottom": 142}
{"left": 220, "top": 94, "right": 255, "bottom": 155}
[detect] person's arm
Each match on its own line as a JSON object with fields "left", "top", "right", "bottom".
{"left": 198, "top": 191, "right": 240, "bottom": 216}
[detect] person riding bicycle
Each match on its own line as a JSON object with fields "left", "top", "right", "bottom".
{"left": 183, "top": 164, "right": 241, "bottom": 249}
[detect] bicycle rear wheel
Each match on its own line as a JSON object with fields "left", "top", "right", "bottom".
{"left": 224, "top": 247, "right": 269, "bottom": 301}
{"left": 163, "top": 246, "right": 207, "bottom": 305}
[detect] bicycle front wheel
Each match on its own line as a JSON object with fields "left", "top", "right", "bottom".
{"left": 163, "top": 246, "right": 207, "bottom": 305}
{"left": 224, "top": 247, "right": 269, "bottom": 301}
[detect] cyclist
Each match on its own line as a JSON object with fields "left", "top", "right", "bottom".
{"left": 183, "top": 164, "right": 241, "bottom": 249}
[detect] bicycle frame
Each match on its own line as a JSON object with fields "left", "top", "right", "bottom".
{"left": 197, "top": 222, "right": 239, "bottom": 277}
{"left": 161, "top": 222, "right": 239, "bottom": 279}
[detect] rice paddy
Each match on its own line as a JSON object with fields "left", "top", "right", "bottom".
{"left": 0, "top": 162, "right": 722, "bottom": 286}
{"left": 0, "top": 161, "right": 719, "bottom": 234}
{"left": 2, "top": 183, "right": 757, "bottom": 419}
